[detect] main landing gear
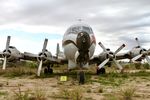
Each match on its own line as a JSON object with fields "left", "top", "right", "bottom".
{"left": 44, "top": 64, "right": 53, "bottom": 74}
{"left": 96, "top": 68, "right": 106, "bottom": 75}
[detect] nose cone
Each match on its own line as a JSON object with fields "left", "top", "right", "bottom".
{"left": 76, "top": 32, "right": 90, "bottom": 51}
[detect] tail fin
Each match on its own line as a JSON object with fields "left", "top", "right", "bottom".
{"left": 56, "top": 43, "right": 60, "bottom": 59}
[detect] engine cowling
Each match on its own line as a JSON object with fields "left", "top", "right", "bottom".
{"left": 37, "top": 50, "right": 52, "bottom": 64}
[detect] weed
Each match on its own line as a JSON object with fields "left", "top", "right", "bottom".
{"left": 31, "top": 87, "right": 47, "bottom": 100}
{"left": 52, "top": 87, "right": 83, "bottom": 100}
{"left": 1, "top": 67, "right": 35, "bottom": 78}
{"left": 131, "top": 71, "right": 150, "bottom": 77}
{"left": 120, "top": 87, "right": 136, "bottom": 100}
{"left": 142, "top": 63, "right": 149, "bottom": 69}
{"left": 13, "top": 84, "right": 31, "bottom": 100}
{"left": 13, "top": 84, "right": 47, "bottom": 100}
{"left": 0, "top": 91, "right": 8, "bottom": 96}
{"left": 134, "top": 63, "right": 141, "bottom": 69}
{"left": 86, "top": 88, "right": 92, "bottom": 93}
{"left": 98, "top": 87, "right": 103, "bottom": 93}
{"left": 103, "top": 93, "right": 119, "bottom": 100}
{"left": 0, "top": 83, "right": 3, "bottom": 87}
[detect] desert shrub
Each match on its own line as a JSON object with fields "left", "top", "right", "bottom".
{"left": 142, "top": 63, "right": 149, "bottom": 69}
{"left": 13, "top": 84, "right": 31, "bottom": 100}
{"left": 53, "top": 87, "right": 83, "bottom": 100}
{"left": 120, "top": 87, "right": 136, "bottom": 100}
{"left": 134, "top": 63, "right": 141, "bottom": 69}
{"left": 30, "top": 87, "right": 47, "bottom": 100}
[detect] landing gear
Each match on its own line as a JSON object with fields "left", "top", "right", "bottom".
{"left": 78, "top": 71, "right": 85, "bottom": 84}
{"left": 97, "top": 68, "right": 106, "bottom": 75}
{"left": 44, "top": 64, "right": 53, "bottom": 74}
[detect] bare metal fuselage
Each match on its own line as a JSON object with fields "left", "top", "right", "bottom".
{"left": 62, "top": 24, "right": 96, "bottom": 69}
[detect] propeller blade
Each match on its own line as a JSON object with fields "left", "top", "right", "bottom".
{"left": 98, "top": 58, "right": 110, "bottom": 69}
{"left": 135, "top": 37, "right": 140, "bottom": 47}
{"left": 114, "top": 44, "right": 125, "bottom": 55}
{"left": 42, "top": 39, "right": 48, "bottom": 54}
{"left": 6, "top": 36, "right": 11, "bottom": 52}
{"left": 145, "top": 56, "right": 150, "bottom": 65}
{"left": 37, "top": 60, "right": 43, "bottom": 76}
{"left": 98, "top": 42, "right": 107, "bottom": 53}
{"left": 2, "top": 56, "right": 7, "bottom": 70}
{"left": 113, "top": 59, "right": 123, "bottom": 70}
{"left": 131, "top": 54, "right": 143, "bottom": 62}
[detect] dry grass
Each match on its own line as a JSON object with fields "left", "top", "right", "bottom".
{"left": 52, "top": 86, "right": 83, "bottom": 100}
{"left": 12, "top": 84, "right": 47, "bottom": 100}
{"left": 120, "top": 86, "right": 136, "bottom": 100}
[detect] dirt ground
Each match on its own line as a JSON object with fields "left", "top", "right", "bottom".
{"left": 0, "top": 69, "right": 150, "bottom": 100}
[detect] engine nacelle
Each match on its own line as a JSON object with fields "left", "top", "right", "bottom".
{"left": 2, "top": 46, "right": 21, "bottom": 62}
{"left": 37, "top": 50, "right": 52, "bottom": 64}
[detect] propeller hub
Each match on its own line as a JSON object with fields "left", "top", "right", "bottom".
{"left": 37, "top": 52, "right": 47, "bottom": 62}
{"left": 2, "top": 50, "right": 11, "bottom": 58}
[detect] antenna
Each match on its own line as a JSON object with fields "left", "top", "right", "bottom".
{"left": 78, "top": 18, "right": 83, "bottom": 23}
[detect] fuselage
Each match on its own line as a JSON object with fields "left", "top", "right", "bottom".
{"left": 129, "top": 46, "right": 146, "bottom": 61}
{"left": 62, "top": 23, "right": 96, "bottom": 69}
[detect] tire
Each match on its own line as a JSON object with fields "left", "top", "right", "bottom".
{"left": 97, "top": 68, "right": 106, "bottom": 75}
{"left": 48, "top": 68, "right": 53, "bottom": 74}
{"left": 44, "top": 68, "right": 48, "bottom": 74}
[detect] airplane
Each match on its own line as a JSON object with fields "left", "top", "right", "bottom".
{"left": 116, "top": 38, "right": 150, "bottom": 65}
{"left": 92, "top": 42, "right": 125, "bottom": 74}
{"left": 1, "top": 23, "right": 149, "bottom": 84}
{"left": 24, "top": 23, "right": 97, "bottom": 82}
{"left": 23, "top": 23, "right": 127, "bottom": 84}
{"left": 0, "top": 36, "right": 24, "bottom": 70}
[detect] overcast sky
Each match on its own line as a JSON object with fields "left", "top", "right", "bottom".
{"left": 0, "top": 0, "right": 150, "bottom": 55}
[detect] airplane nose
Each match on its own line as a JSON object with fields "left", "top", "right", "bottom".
{"left": 76, "top": 32, "right": 91, "bottom": 65}
{"left": 76, "top": 32, "right": 90, "bottom": 51}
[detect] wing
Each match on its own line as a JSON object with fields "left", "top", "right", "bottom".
{"left": 23, "top": 52, "right": 61, "bottom": 64}
{"left": 23, "top": 52, "right": 38, "bottom": 61}
{"left": 115, "top": 52, "right": 131, "bottom": 60}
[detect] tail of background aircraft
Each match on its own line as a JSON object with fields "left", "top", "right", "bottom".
{"left": 56, "top": 43, "right": 65, "bottom": 59}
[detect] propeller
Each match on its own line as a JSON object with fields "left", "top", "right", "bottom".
{"left": 2, "top": 36, "right": 11, "bottom": 70}
{"left": 131, "top": 38, "right": 150, "bottom": 65}
{"left": 37, "top": 38, "right": 48, "bottom": 76}
{"left": 98, "top": 42, "right": 125, "bottom": 71}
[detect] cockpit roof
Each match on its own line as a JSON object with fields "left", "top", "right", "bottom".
{"left": 65, "top": 23, "right": 93, "bottom": 35}
{"left": 69, "top": 23, "right": 92, "bottom": 28}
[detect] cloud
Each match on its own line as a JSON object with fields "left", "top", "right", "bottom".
{"left": 0, "top": 0, "right": 150, "bottom": 54}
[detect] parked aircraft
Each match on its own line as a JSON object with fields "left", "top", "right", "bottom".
{"left": 117, "top": 38, "right": 150, "bottom": 65}
{"left": 92, "top": 42, "right": 125, "bottom": 74}
{"left": 22, "top": 23, "right": 127, "bottom": 84}
{"left": 1, "top": 23, "right": 150, "bottom": 84}
{"left": 0, "top": 36, "right": 24, "bottom": 70}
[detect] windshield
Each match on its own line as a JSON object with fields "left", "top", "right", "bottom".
{"left": 66, "top": 26, "right": 93, "bottom": 34}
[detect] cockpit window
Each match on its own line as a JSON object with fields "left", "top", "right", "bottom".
{"left": 9, "top": 46, "right": 15, "bottom": 49}
{"left": 71, "top": 26, "right": 82, "bottom": 33}
{"left": 66, "top": 25, "right": 93, "bottom": 35}
{"left": 82, "top": 26, "right": 93, "bottom": 34}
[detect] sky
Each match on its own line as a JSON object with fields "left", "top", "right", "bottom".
{"left": 0, "top": 0, "right": 150, "bottom": 55}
